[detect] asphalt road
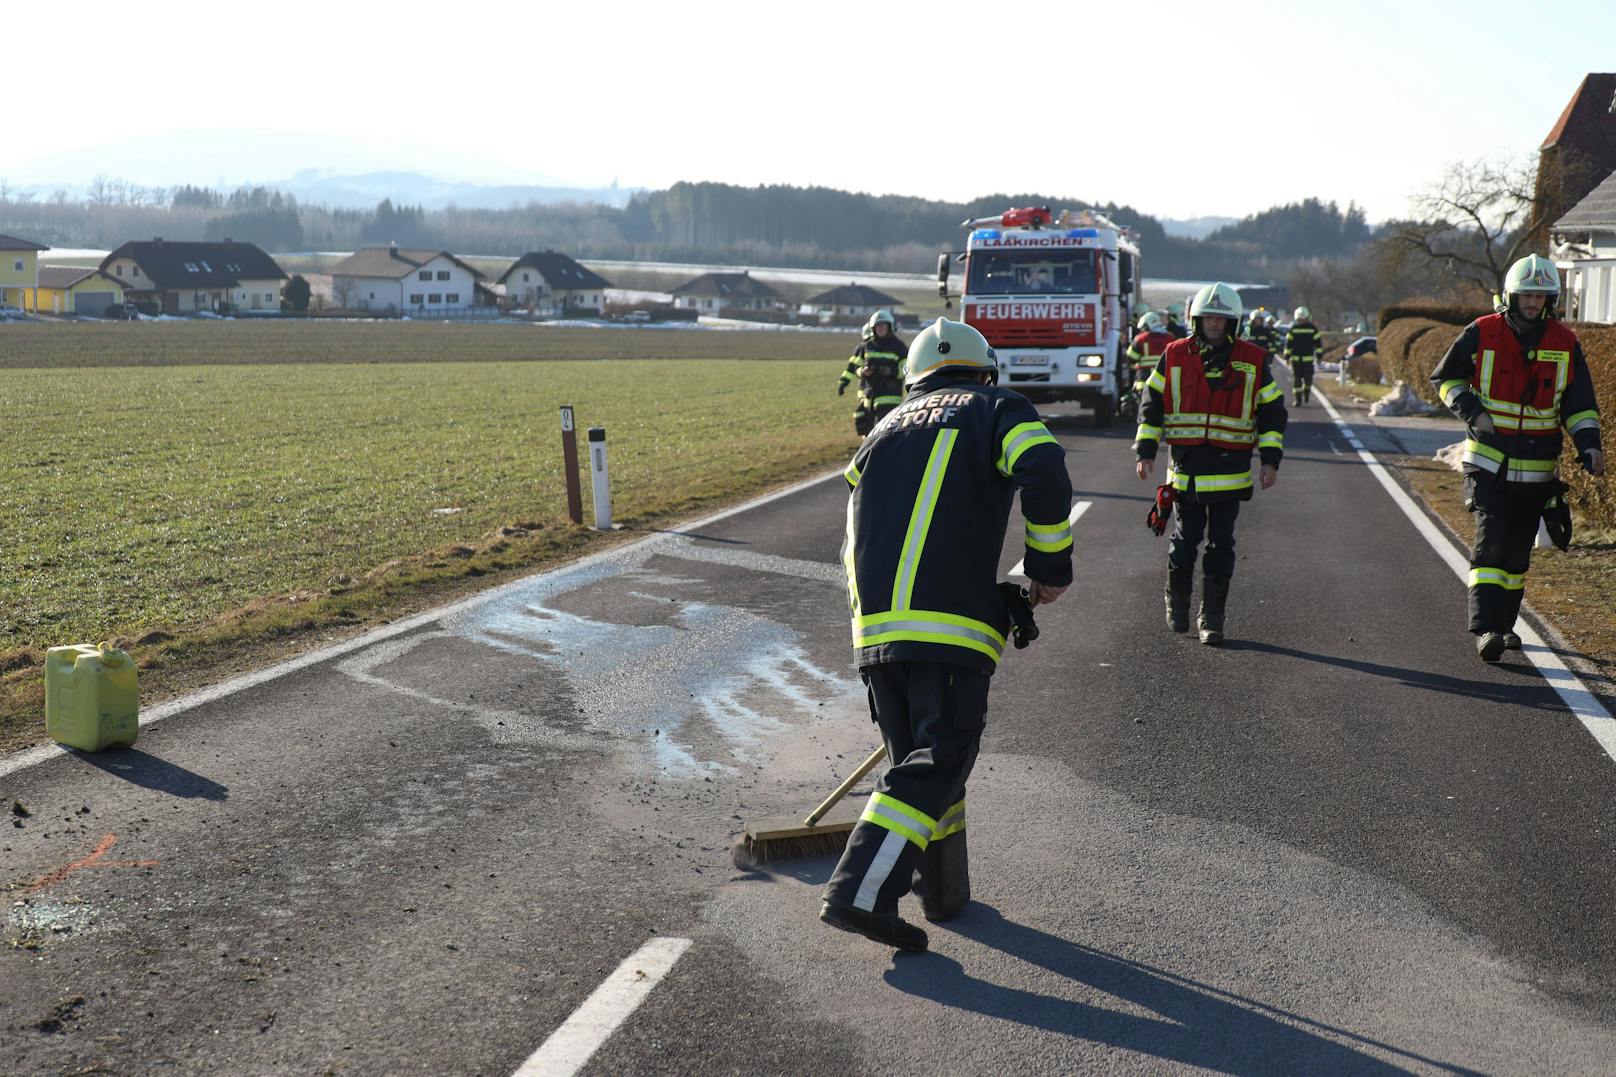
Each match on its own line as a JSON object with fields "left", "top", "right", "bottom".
{"left": 5, "top": 390, "right": 1616, "bottom": 1075}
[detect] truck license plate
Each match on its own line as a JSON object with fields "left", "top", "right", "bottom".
{"left": 1011, "top": 354, "right": 1049, "bottom": 366}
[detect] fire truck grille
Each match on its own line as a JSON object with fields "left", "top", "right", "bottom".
{"left": 987, "top": 329, "right": 1073, "bottom": 348}
{"left": 1008, "top": 372, "right": 1052, "bottom": 383}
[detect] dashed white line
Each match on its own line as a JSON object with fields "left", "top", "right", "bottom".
{"left": 1313, "top": 388, "right": 1616, "bottom": 765}
{"left": 1010, "top": 500, "right": 1090, "bottom": 579}
{"left": 512, "top": 936, "right": 692, "bottom": 1077}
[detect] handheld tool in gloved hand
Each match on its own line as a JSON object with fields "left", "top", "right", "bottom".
{"left": 1542, "top": 480, "right": 1572, "bottom": 551}
{"left": 733, "top": 744, "right": 887, "bottom": 867}
{"left": 1146, "top": 483, "right": 1175, "bottom": 536}
{"left": 996, "top": 582, "right": 1040, "bottom": 648}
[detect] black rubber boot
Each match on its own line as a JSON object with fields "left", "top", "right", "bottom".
{"left": 1476, "top": 632, "right": 1506, "bottom": 663}
{"left": 1503, "top": 631, "right": 1522, "bottom": 650}
{"left": 1198, "top": 574, "right": 1231, "bottom": 645}
{"left": 912, "top": 833, "right": 970, "bottom": 923}
{"left": 820, "top": 900, "right": 928, "bottom": 952}
{"left": 1165, "top": 567, "right": 1193, "bottom": 633}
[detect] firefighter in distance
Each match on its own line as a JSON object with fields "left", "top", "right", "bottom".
{"left": 821, "top": 317, "right": 1073, "bottom": 953}
{"left": 1284, "top": 307, "right": 1322, "bottom": 406}
{"left": 1429, "top": 254, "right": 1603, "bottom": 663}
{"left": 1134, "top": 282, "right": 1287, "bottom": 644}
{"left": 838, "top": 308, "right": 909, "bottom": 436}
{"left": 1128, "top": 310, "right": 1176, "bottom": 399}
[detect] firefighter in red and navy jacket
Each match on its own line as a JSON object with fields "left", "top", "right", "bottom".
{"left": 1429, "top": 255, "right": 1604, "bottom": 663}
{"left": 821, "top": 317, "right": 1073, "bottom": 953}
{"left": 1127, "top": 310, "right": 1175, "bottom": 395}
{"left": 1134, "top": 282, "right": 1287, "bottom": 644}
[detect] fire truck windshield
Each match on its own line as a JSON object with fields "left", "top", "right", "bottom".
{"left": 966, "top": 250, "right": 1097, "bottom": 296}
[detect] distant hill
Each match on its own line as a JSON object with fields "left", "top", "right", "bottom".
{"left": 1162, "top": 216, "right": 1239, "bottom": 239}
{"left": 272, "top": 170, "right": 638, "bottom": 211}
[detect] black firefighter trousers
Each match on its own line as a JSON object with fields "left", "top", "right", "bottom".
{"left": 824, "top": 662, "right": 988, "bottom": 918}
{"left": 1170, "top": 498, "right": 1241, "bottom": 578}
{"left": 1466, "top": 475, "right": 1552, "bottom": 635}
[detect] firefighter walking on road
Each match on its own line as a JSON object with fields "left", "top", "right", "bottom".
{"left": 1284, "top": 307, "right": 1322, "bottom": 405}
{"left": 1430, "top": 255, "right": 1604, "bottom": 663}
{"left": 1135, "top": 282, "right": 1287, "bottom": 644}
{"left": 822, "top": 317, "right": 1074, "bottom": 952}
{"left": 838, "top": 309, "right": 909, "bottom": 436}
{"left": 1127, "top": 311, "right": 1175, "bottom": 420}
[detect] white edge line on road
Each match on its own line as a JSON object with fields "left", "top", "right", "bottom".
{"left": 1312, "top": 389, "right": 1616, "bottom": 765}
{"left": 512, "top": 936, "right": 692, "bottom": 1077}
{"left": 0, "top": 470, "right": 845, "bottom": 782}
{"left": 1010, "top": 500, "right": 1090, "bottom": 579}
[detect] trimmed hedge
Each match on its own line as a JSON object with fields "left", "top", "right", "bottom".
{"left": 1378, "top": 312, "right": 1616, "bottom": 530}
{"left": 1377, "top": 300, "right": 1489, "bottom": 331}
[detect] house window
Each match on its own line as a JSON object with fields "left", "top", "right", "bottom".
{"left": 522, "top": 272, "right": 529, "bottom": 283}
{"left": 369, "top": 292, "right": 376, "bottom": 300}
{"left": 419, "top": 271, "right": 431, "bottom": 281}
{"left": 436, "top": 270, "right": 450, "bottom": 280}
{"left": 14, "top": 259, "right": 23, "bottom": 272}
{"left": 115, "top": 265, "right": 123, "bottom": 277}
{"left": 265, "top": 292, "right": 274, "bottom": 303}
{"left": 446, "top": 293, "right": 460, "bottom": 304}
{"left": 133, "top": 266, "right": 140, "bottom": 277}
{"left": 428, "top": 293, "right": 442, "bottom": 304}
{"left": 410, "top": 293, "right": 424, "bottom": 304}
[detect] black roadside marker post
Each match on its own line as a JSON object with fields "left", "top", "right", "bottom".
{"left": 560, "top": 405, "right": 583, "bottom": 525}
{"left": 588, "top": 426, "right": 613, "bottom": 530}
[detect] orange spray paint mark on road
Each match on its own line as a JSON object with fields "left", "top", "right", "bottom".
{"left": 22, "top": 833, "right": 159, "bottom": 895}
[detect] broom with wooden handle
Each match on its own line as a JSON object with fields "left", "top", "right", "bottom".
{"left": 732, "top": 745, "right": 887, "bottom": 867}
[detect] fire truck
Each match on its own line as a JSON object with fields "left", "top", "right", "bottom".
{"left": 937, "top": 206, "right": 1142, "bottom": 425}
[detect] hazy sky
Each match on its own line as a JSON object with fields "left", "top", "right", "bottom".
{"left": 7, "top": 0, "right": 1615, "bottom": 222}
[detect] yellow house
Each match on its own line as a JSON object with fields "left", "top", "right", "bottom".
{"left": 27, "top": 266, "right": 129, "bottom": 316}
{"left": 0, "top": 233, "right": 47, "bottom": 311}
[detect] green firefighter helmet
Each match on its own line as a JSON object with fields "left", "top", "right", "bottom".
{"left": 906, "top": 317, "right": 996, "bottom": 385}
{"left": 1190, "top": 282, "right": 1243, "bottom": 323}
{"left": 1138, "top": 310, "right": 1164, "bottom": 333}
{"left": 1293, "top": 306, "right": 1310, "bottom": 322}
{"left": 1504, "top": 254, "right": 1560, "bottom": 297}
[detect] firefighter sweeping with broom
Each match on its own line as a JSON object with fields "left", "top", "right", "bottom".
{"left": 819, "top": 317, "right": 1074, "bottom": 952}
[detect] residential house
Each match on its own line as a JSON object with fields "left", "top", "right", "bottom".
{"left": 328, "top": 246, "right": 483, "bottom": 314}
{"left": 27, "top": 266, "right": 128, "bottom": 316}
{"left": 0, "top": 233, "right": 47, "bottom": 311}
{"left": 669, "top": 271, "right": 782, "bottom": 314}
{"left": 101, "top": 238, "right": 287, "bottom": 314}
{"left": 802, "top": 283, "right": 902, "bottom": 323}
{"left": 1531, "top": 73, "right": 1616, "bottom": 250}
{"left": 496, "top": 251, "right": 613, "bottom": 314}
{"left": 1552, "top": 166, "right": 1616, "bottom": 323}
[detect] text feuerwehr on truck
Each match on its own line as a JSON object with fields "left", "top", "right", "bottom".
{"left": 937, "top": 207, "right": 1143, "bottom": 426}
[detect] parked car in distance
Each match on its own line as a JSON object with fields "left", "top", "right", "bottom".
{"left": 623, "top": 310, "right": 652, "bottom": 323}
{"left": 101, "top": 303, "right": 139, "bottom": 320}
{"left": 1344, "top": 336, "right": 1377, "bottom": 361}
{"left": 0, "top": 304, "right": 25, "bottom": 321}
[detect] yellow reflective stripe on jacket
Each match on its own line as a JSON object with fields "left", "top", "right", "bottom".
{"left": 853, "top": 609, "right": 1006, "bottom": 662}
{"left": 1145, "top": 369, "right": 1167, "bottom": 393}
{"left": 998, "top": 421, "right": 1058, "bottom": 476}
{"left": 1505, "top": 460, "right": 1557, "bottom": 482}
{"left": 1025, "top": 517, "right": 1074, "bottom": 553}
{"left": 931, "top": 799, "right": 966, "bottom": 841}
{"left": 1565, "top": 408, "right": 1601, "bottom": 435}
{"left": 1440, "top": 379, "right": 1469, "bottom": 406}
{"left": 1461, "top": 439, "right": 1557, "bottom": 481}
{"left": 892, "top": 429, "right": 957, "bottom": 610}
{"left": 1134, "top": 422, "right": 1163, "bottom": 442}
{"left": 1468, "top": 567, "right": 1525, "bottom": 591}
{"left": 1462, "top": 438, "right": 1504, "bottom": 467}
{"left": 871, "top": 395, "right": 904, "bottom": 406}
{"left": 1168, "top": 468, "right": 1253, "bottom": 494}
{"left": 1257, "top": 380, "right": 1283, "bottom": 405}
{"left": 844, "top": 459, "right": 861, "bottom": 487}
{"left": 861, "top": 792, "right": 937, "bottom": 850}
{"left": 1258, "top": 430, "right": 1284, "bottom": 450}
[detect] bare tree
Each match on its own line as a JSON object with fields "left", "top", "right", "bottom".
{"left": 1384, "top": 157, "right": 1539, "bottom": 297}
{"left": 330, "top": 276, "right": 358, "bottom": 311}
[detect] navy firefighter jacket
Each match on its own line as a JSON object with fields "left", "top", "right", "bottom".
{"left": 842, "top": 372, "right": 1074, "bottom": 672}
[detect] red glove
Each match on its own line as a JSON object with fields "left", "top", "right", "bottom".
{"left": 1146, "top": 483, "right": 1175, "bottom": 536}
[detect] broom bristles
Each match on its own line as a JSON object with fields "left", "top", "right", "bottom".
{"left": 731, "top": 825, "right": 855, "bottom": 869}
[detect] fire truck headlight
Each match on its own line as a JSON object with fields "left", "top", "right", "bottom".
{"left": 1081, "top": 354, "right": 1104, "bottom": 368}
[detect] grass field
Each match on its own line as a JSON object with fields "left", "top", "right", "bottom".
{"left": 0, "top": 323, "right": 864, "bottom": 750}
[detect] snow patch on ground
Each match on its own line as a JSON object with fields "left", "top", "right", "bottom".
{"left": 1370, "top": 382, "right": 1441, "bottom": 418}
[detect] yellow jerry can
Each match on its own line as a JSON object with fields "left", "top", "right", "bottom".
{"left": 45, "top": 643, "right": 140, "bottom": 752}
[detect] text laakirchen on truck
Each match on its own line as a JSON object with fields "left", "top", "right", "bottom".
{"left": 937, "top": 206, "right": 1142, "bottom": 426}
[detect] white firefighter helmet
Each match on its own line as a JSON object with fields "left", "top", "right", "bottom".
{"left": 1190, "top": 282, "right": 1243, "bottom": 323}
{"left": 1138, "top": 310, "right": 1164, "bottom": 333}
{"left": 866, "top": 307, "right": 897, "bottom": 331}
{"left": 1293, "top": 306, "right": 1311, "bottom": 321}
{"left": 1504, "top": 255, "right": 1560, "bottom": 298}
{"left": 906, "top": 317, "right": 996, "bottom": 384}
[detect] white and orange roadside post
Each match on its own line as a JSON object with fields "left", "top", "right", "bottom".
{"left": 560, "top": 405, "right": 583, "bottom": 525}
{"left": 588, "top": 426, "right": 612, "bottom": 530}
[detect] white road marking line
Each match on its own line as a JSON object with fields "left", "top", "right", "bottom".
{"left": 660, "top": 539, "right": 844, "bottom": 583}
{"left": 513, "top": 936, "right": 692, "bottom": 1077}
{"left": 1313, "top": 389, "right": 1616, "bottom": 765}
{"left": 1010, "top": 501, "right": 1090, "bottom": 579}
{"left": 0, "top": 470, "right": 845, "bottom": 781}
